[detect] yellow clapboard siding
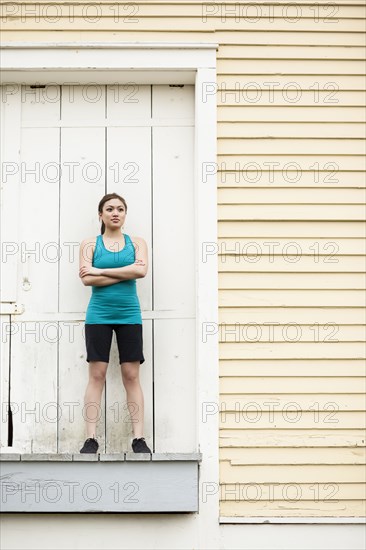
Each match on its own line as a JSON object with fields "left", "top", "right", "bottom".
{"left": 219, "top": 416, "right": 366, "bottom": 434}
{"left": 218, "top": 204, "right": 365, "bottom": 220}
{"left": 217, "top": 45, "right": 366, "bottom": 59}
{"left": 218, "top": 189, "right": 366, "bottom": 204}
{"left": 218, "top": 59, "right": 366, "bottom": 74}
{"left": 220, "top": 446, "right": 366, "bottom": 464}
{"left": 219, "top": 359, "right": 366, "bottom": 377}
{"left": 219, "top": 272, "right": 366, "bottom": 289}
{"left": 220, "top": 377, "right": 366, "bottom": 394}
{"left": 219, "top": 394, "right": 366, "bottom": 411}
{"left": 219, "top": 462, "right": 366, "bottom": 483}
{"left": 217, "top": 75, "right": 366, "bottom": 90}
{"left": 217, "top": 236, "right": 366, "bottom": 254}
{"left": 217, "top": 324, "right": 365, "bottom": 341}
{"left": 217, "top": 106, "right": 366, "bottom": 122}
{"left": 2, "top": 30, "right": 365, "bottom": 47}
{"left": 219, "top": 483, "right": 366, "bottom": 500}
{"left": 218, "top": 289, "right": 364, "bottom": 307}
{"left": 218, "top": 139, "right": 366, "bottom": 155}
{"left": 219, "top": 307, "right": 365, "bottom": 323}
{"left": 219, "top": 342, "right": 366, "bottom": 360}
{"left": 219, "top": 500, "right": 365, "bottom": 517}
{"left": 219, "top": 428, "right": 366, "bottom": 447}
{"left": 3, "top": 19, "right": 365, "bottom": 33}
{"left": 217, "top": 256, "right": 365, "bottom": 271}
{"left": 218, "top": 122, "right": 366, "bottom": 137}
{"left": 218, "top": 221, "right": 366, "bottom": 236}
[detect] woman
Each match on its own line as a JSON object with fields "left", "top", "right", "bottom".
{"left": 78, "top": 192, "right": 151, "bottom": 454}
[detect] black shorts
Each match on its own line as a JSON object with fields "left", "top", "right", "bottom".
{"left": 85, "top": 324, "right": 145, "bottom": 364}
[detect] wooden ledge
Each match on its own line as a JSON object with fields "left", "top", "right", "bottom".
{"left": 0, "top": 452, "right": 202, "bottom": 512}
{"left": 0, "top": 452, "right": 202, "bottom": 462}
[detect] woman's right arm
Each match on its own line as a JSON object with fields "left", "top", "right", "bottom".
{"left": 79, "top": 238, "right": 121, "bottom": 287}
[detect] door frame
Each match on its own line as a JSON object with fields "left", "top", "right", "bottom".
{"left": 0, "top": 41, "right": 220, "bottom": 528}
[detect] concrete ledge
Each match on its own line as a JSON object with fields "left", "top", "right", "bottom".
{"left": 0, "top": 453, "right": 202, "bottom": 512}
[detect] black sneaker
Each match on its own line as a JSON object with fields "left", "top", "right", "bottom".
{"left": 132, "top": 437, "right": 151, "bottom": 453}
{"left": 80, "top": 437, "right": 99, "bottom": 453}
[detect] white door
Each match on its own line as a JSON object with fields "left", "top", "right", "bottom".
{"left": 0, "top": 83, "right": 196, "bottom": 453}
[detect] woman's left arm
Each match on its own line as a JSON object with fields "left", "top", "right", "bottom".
{"left": 101, "top": 237, "right": 148, "bottom": 280}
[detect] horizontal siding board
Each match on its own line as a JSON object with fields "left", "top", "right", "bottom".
{"left": 219, "top": 462, "right": 366, "bottom": 483}
{"left": 219, "top": 412, "right": 365, "bottom": 429}
{"left": 219, "top": 429, "right": 366, "bottom": 447}
{"left": 217, "top": 139, "right": 366, "bottom": 155}
{"left": 3, "top": 19, "right": 365, "bottom": 33}
{"left": 219, "top": 289, "right": 364, "bottom": 307}
{"left": 217, "top": 238, "right": 366, "bottom": 255}
{"left": 220, "top": 377, "right": 366, "bottom": 393}
{"left": 217, "top": 45, "right": 366, "bottom": 59}
{"left": 219, "top": 500, "right": 365, "bottom": 517}
{"left": 220, "top": 446, "right": 366, "bottom": 464}
{"left": 219, "top": 396, "right": 365, "bottom": 414}
{"left": 217, "top": 325, "right": 366, "bottom": 342}
{"left": 218, "top": 59, "right": 366, "bottom": 74}
{"left": 218, "top": 205, "right": 365, "bottom": 219}
{"left": 219, "top": 483, "right": 366, "bottom": 499}
{"left": 219, "top": 342, "right": 366, "bottom": 360}
{"left": 219, "top": 308, "right": 366, "bottom": 323}
{"left": 217, "top": 75, "right": 366, "bottom": 89}
{"left": 218, "top": 123, "right": 366, "bottom": 138}
{"left": 219, "top": 273, "right": 366, "bottom": 288}
{"left": 218, "top": 189, "right": 366, "bottom": 203}
{"left": 218, "top": 221, "right": 366, "bottom": 236}
{"left": 217, "top": 106, "right": 366, "bottom": 122}
{"left": 217, "top": 257, "right": 365, "bottom": 271}
{"left": 2, "top": 30, "right": 365, "bottom": 46}
{"left": 219, "top": 360, "right": 366, "bottom": 377}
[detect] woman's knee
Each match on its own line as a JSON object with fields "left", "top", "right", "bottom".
{"left": 121, "top": 362, "right": 140, "bottom": 384}
{"left": 88, "top": 361, "right": 108, "bottom": 384}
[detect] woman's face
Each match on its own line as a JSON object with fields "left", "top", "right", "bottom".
{"left": 99, "top": 199, "right": 126, "bottom": 230}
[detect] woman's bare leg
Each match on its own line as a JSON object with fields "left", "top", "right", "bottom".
{"left": 83, "top": 361, "right": 108, "bottom": 439}
{"left": 121, "top": 361, "right": 144, "bottom": 439}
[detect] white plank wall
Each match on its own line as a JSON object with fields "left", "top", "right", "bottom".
{"left": 0, "top": 83, "right": 196, "bottom": 455}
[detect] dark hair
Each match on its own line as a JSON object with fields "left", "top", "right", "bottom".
{"left": 98, "top": 193, "right": 127, "bottom": 235}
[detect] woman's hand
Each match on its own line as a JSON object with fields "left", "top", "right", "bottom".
{"left": 79, "top": 266, "right": 103, "bottom": 278}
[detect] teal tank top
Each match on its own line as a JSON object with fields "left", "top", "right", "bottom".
{"left": 85, "top": 233, "right": 142, "bottom": 325}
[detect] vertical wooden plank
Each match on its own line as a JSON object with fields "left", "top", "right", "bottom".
{"left": 0, "top": 85, "right": 21, "bottom": 303}
{"left": 8, "top": 86, "right": 60, "bottom": 452}
{"left": 105, "top": 86, "right": 153, "bottom": 452}
{"left": 17, "top": 127, "right": 59, "bottom": 314}
{"left": 10, "top": 321, "right": 58, "bottom": 453}
{"left": 0, "top": 315, "right": 11, "bottom": 449}
{"left": 59, "top": 91, "right": 106, "bottom": 314}
{"left": 58, "top": 85, "right": 107, "bottom": 451}
{"left": 152, "top": 85, "right": 196, "bottom": 452}
{"left": 154, "top": 318, "right": 196, "bottom": 452}
{"left": 153, "top": 84, "right": 195, "bottom": 119}
{"left": 61, "top": 83, "right": 105, "bottom": 124}
{"left": 106, "top": 126, "right": 152, "bottom": 310}
{"left": 152, "top": 125, "right": 195, "bottom": 312}
{"left": 58, "top": 321, "right": 106, "bottom": 453}
{"left": 106, "top": 83, "right": 151, "bottom": 119}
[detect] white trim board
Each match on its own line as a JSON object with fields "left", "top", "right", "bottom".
{"left": 0, "top": 41, "right": 218, "bottom": 84}
{"left": 0, "top": 42, "right": 219, "bottom": 546}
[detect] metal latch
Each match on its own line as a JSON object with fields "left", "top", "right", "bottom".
{"left": 0, "top": 303, "right": 25, "bottom": 315}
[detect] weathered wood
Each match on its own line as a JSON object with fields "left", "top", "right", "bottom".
{"left": 0, "top": 459, "right": 200, "bottom": 512}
